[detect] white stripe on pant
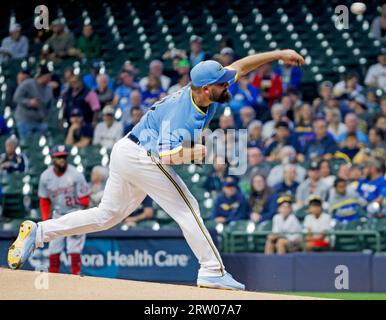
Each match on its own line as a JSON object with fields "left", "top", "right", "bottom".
{"left": 36, "top": 137, "right": 225, "bottom": 277}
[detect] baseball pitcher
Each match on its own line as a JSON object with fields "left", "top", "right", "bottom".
{"left": 8, "top": 49, "right": 304, "bottom": 290}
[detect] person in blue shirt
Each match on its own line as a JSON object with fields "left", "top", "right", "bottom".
{"left": 274, "top": 64, "right": 302, "bottom": 91}
{"left": 9, "top": 49, "right": 305, "bottom": 292}
{"left": 212, "top": 176, "right": 250, "bottom": 224}
{"left": 337, "top": 113, "right": 368, "bottom": 145}
{"left": 264, "top": 121, "right": 302, "bottom": 162}
{"left": 357, "top": 159, "right": 386, "bottom": 203}
{"left": 301, "top": 117, "right": 338, "bottom": 161}
{"left": 228, "top": 74, "right": 263, "bottom": 116}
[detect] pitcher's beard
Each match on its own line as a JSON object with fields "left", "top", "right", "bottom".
{"left": 211, "top": 90, "right": 232, "bottom": 103}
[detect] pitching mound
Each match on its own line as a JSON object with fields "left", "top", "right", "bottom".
{"left": 0, "top": 268, "right": 324, "bottom": 300}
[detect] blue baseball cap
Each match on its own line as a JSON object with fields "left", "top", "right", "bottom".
{"left": 190, "top": 60, "right": 237, "bottom": 87}
{"left": 51, "top": 145, "right": 69, "bottom": 157}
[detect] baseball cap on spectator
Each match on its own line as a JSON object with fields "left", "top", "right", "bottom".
{"left": 222, "top": 176, "right": 238, "bottom": 188}
{"left": 308, "top": 161, "right": 320, "bottom": 171}
{"left": 275, "top": 121, "right": 289, "bottom": 129}
{"left": 9, "top": 23, "right": 21, "bottom": 33}
{"left": 308, "top": 195, "right": 323, "bottom": 206}
{"left": 190, "top": 60, "right": 237, "bottom": 86}
{"left": 379, "top": 48, "right": 386, "bottom": 56}
{"left": 277, "top": 195, "right": 293, "bottom": 205}
{"left": 102, "top": 105, "right": 115, "bottom": 116}
{"left": 190, "top": 35, "right": 202, "bottom": 43}
{"left": 36, "top": 64, "right": 51, "bottom": 77}
{"left": 220, "top": 47, "right": 234, "bottom": 56}
{"left": 52, "top": 18, "right": 65, "bottom": 26}
{"left": 51, "top": 145, "right": 69, "bottom": 157}
{"left": 70, "top": 108, "right": 83, "bottom": 118}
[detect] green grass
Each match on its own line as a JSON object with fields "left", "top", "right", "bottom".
{"left": 281, "top": 292, "right": 386, "bottom": 300}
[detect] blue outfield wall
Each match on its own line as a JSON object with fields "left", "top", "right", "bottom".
{"left": 1, "top": 229, "right": 386, "bottom": 292}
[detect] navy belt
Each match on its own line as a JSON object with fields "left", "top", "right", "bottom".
{"left": 127, "top": 132, "right": 140, "bottom": 145}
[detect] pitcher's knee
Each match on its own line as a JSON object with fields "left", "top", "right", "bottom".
{"left": 94, "top": 207, "right": 126, "bottom": 230}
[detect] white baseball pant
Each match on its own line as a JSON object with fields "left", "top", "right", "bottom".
{"left": 36, "top": 136, "right": 225, "bottom": 277}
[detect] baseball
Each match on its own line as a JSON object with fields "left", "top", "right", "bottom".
{"left": 350, "top": 2, "right": 367, "bottom": 15}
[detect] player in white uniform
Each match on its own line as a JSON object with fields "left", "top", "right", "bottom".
{"left": 8, "top": 49, "right": 304, "bottom": 290}
{"left": 38, "top": 145, "right": 90, "bottom": 274}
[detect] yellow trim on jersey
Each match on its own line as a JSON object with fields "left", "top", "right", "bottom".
{"left": 149, "top": 154, "right": 225, "bottom": 276}
{"left": 158, "top": 145, "right": 183, "bottom": 158}
{"left": 330, "top": 199, "right": 359, "bottom": 211}
{"left": 190, "top": 89, "right": 207, "bottom": 115}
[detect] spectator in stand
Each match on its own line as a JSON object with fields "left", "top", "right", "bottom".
{"left": 0, "top": 136, "right": 27, "bottom": 174}
{"left": 0, "top": 23, "right": 28, "bottom": 64}
{"left": 142, "top": 74, "right": 166, "bottom": 109}
{"left": 326, "top": 108, "right": 346, "bottom": 141}
{"left": 203, "top": 155, "right": 228, "bottom": 194}
{"left": 348, "top": 94, "right": 371, "bottom": 133}
{"left": 62, "top": 74, "right": 101, "bottom": 126}
{"left": 333, "top": 71, "right": 363, "bottom": 100}
{"left": 357, "top": 159, "right": 386, "bottom": 205}
{"left": 366, "top": 89, "right": 380, "bottom": 115}
{"left": 303, "top": 195, "right": 332, "bottom": 251}
{"left": 76, "top": 24, "right": 101, "bottom": 61}
{"left": 370, "top": 4, "right": 386, "bottom": 41}
{"left": 228, "top": 75, "right": 263, "bottom": 119}
{"left": 274, "top": 63, "right": 302, "bottom": 92}
{"left": 249, "top": 174, "right": 277, "bottom": 223}
{"left": 328, "top": 178, "right": 361, "bottom": 222}
{"left": 212, "top": 176, "right": 250, "bottom": 224}
{"left": 312, "top": 81, "right": 333, "bottom": 114}
{"left": 262, "top": 103, "right": 286, "bottom": 140}
{"left": 265, "top": 195, "right": 302, "bottom": 255}
{"left": 140, "top": 60, "right": 171, "bottom": 91}
{"left": 44, "top": 19, "right": 76, "bottom": 61}
{"left": 365, "top": 48, "right": 386, "bottom": 90}
{"left": 167, "top": 59, "right": 191, "bottom": 94}
{"left": 373, "top": 113, "right": 386, "bottom": 132}
{"left": 319, "top": 160, "right": 335, "bottom": 189}
{"left": 112, "top": 70, "right": 140, "bottom": 126}
{"left": 264, "top": 121, "right": 302, "bottom": 162}
{"left": 267, "top": 146, "right": 306, "bottom": 187}
{"left": 82, "top": 61, "right": 113, "bottom": 91}
{"left": 239, "top": 106, "right": 256, "bottom": 129}
{"left": 13, "top": 64, "right": 53, "bottom": 140}
{"left": 123, "top": 196, "right": 154, "bottom": 228}
{"left": 240, "top": 147, "right": 270, "bottom": 187}
{"left": 219, "top": 47, "right": 236, "bottom": 66}
{"left": 337, "top": 113, "right": 368, "bottom": 145}
{"left": 123, "top": 106, "right": 143, "bottom": 135}
{"left": 89, "top": 165, "right": 109, "bottom": 207}
{"left": 337, "top": 133, "right": 364, "bottom": 163}
{"left": 188, "top": 35, "right": 210, "bottom": 67}
{"left": 93, "top": 105, "right": 123, "bottom": 150}
{"left": 301, "top": 117, "right": 337, "bottom": 162}
{"left": 61, "top": 67, "right": 74, "bottom": 95}
{"left": 368, "top": 127, "right": 386, "bottom": 150}
{"left": 272, "top": 164, "right": 299, "bottom": 200}
{"left": 294, "top": 102, "right": 314, "bottom": 148}
{"left": 247, "top": 120, "right": 264, "bottom": 149}
{"left": 0, "top": 114, "right": 10, "bottom": 136}
{"left": 64, "top": 108, "right": 93, "bottom": 148}
{"left": 96, "top": 74, "right": 114, "bottom": 109}
{"left": 251, "top": 63, "right": 282, "bottom": 107}
{"left": 286, "top": 88, "right": 303, "bottom": 119}
{"left": 296, "top": 161, "right": 329, "bottom": 209}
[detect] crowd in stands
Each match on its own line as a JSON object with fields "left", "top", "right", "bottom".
{"left": 0, "top": 14, "right": 385, "bottom": 252}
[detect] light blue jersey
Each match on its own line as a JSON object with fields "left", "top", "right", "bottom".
{"left": 131, "top": 85, "right": 219, "bottom": 158}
